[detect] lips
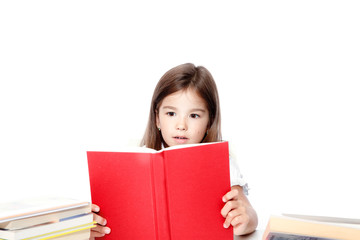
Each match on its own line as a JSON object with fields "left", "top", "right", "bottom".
{"left": 174, "top": 136, "right": 188, "bottom": 140}
{"left": 173, "top": 136, "right": 188, "bottom": 144}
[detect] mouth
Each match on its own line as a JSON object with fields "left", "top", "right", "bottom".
{"left": 174, "top": 136, "right": 188, "bottom": 140}
{"left": 173, "top": 136, "right": 189, "bottom": 143}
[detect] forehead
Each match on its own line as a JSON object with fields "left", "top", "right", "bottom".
{"left": 160, "top": 88, "right": 207, "bottom": 108}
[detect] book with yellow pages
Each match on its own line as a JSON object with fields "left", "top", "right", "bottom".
{"left": 0, "top": 196, "right": 91, "bottom": 231}
{"left": 0, "top": 213, "right": 94, "bottom": 240}
{"left": 45, "top": 228, "right": 90, "bottom": 240}
{"left": 262, "top": 214, "right": 360, "bottom": 240}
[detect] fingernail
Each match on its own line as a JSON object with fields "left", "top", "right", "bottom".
{"left": 223, "top": 223, "right": 228, "bottom": 228}
{"left": 222, "top": 197, "right": 226, "bottom": 202}
{"left": 104, "top": 227, "right": 111, "bottom": 234}
{"left": 103, "top": 219, "right": 107, "bottom": 225}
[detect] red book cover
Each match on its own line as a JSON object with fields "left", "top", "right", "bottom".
{"left": 87, "top": 141, "right": 232, "bottom": 240}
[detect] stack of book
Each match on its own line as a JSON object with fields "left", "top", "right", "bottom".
{"left": 0, "top": 196, "right": 95, "bottom": 240}
{"left": 262, "top": 213, "right": 360, "bottom": 240}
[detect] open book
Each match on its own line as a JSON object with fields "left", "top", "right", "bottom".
{"left": 87, "top": 141, "right": 233, "bottom": 240}
{"left": 262, "top": 214, "right": 360, "bottom": 240}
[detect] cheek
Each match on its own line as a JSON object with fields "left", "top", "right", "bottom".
{"left": 157, "top": 115, "right": 169, "bottom": 128}
{"left": 194, "top": 122, "right": 208, "bottom": 135}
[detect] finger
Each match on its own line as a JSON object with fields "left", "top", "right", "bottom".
{"left": 91, "top": 225, "right": 111, "bottom": 234}
{"left": 220, "top": 200, "right": 240, "bottom": 218}
{"left": 91, "top": 204, "right": 100, "bottom": 213}
{"left": 222, "top": 189, "right": 239, "bottom": 202}
{"left": 93, "top": 213, "right": 107, "bottom": 226}
{"left": 230, "top": 211, "right": 249, "bottom": 227}
{"left": 232, "top": 215, "right": 250, "bottom": 235}
{"left": 223, "top": 208, "right": 242, "bottom": 228}
{"left": 90, "top": 230, "right": 105, "bottom": 238}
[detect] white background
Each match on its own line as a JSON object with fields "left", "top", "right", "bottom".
{"left": 1, "top": 1, "right": 359, "bottom": 229}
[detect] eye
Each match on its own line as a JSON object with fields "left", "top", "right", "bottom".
{"left": 166, "top": 112, "right": 176, "bottom": 117}
{"left": 190, "top": 113, "right": 200, "bottom": 119}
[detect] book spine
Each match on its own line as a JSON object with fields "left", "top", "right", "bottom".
{"left": 150, "top": 153, "right": 159, "bottom": 240}
{"left": 151, "top": 153, "right": 171, "bottom": 240}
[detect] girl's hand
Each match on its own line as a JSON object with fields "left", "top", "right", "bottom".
{"left": 221, "top": 185, "right": 258, "bottom": 236}
{"left": 90, "top": 204, "right": 111, "bottom": 239}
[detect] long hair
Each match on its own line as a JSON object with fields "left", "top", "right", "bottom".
{"left": 141, "top": 63, "right": 222, "bottom": 150}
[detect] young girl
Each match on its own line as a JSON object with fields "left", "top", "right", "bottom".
{"left": 90, "top": 63, "right": 258, "bottom": 238}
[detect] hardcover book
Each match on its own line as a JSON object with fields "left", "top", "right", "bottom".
{"left": 263, "top": 214, "right": 360, "bottom": 240}
{"left": 0, "top": 197, "right": 91, "bottom": 230}
{"left": 0, "top": 213, "right": 94, "bottom": 240}
{"left": 87, "top": 141, "right": 233, "bottom": 240}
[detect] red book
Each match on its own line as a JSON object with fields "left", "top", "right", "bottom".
{"left": 87, "top": 141, "right": 232, "bottom": 240}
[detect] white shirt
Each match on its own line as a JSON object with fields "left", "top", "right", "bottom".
{"left": 229, "top": 155, "right": 249, "bottom": 195}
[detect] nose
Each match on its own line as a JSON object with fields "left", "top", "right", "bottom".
{"left": 176, "top": 117, "right": 187, "bottom": 131}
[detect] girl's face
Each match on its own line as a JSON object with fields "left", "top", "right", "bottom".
{"left": 156, "top": 88, "right": 209, "bottom": 147}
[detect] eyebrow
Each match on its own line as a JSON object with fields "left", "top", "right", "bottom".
{"left": 162, "top": 106, "right": 206, "bottom": 112}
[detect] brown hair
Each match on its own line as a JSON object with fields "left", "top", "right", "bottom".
{"left": 141, "top": 63, "right": 222, "bottom": 150}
